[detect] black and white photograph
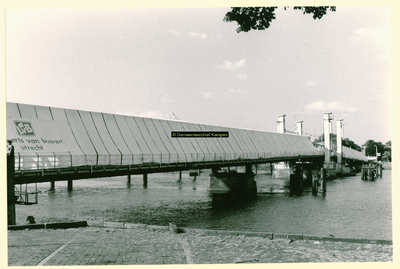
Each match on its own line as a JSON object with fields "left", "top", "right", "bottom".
{"left": 4, "top": 0, "right": 396, "bottom": 266}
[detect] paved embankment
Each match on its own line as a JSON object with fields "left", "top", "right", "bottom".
{"left": 7, "top": 223, "right": 393, "bottom": 266}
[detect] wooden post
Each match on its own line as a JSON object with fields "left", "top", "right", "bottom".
{"left": 377, "top": 163, "right": 382, "bottom": 177}
{"left": 7, "top": 141, "right": 18, "bottom": 225}
{"left": 127, "top": 174, "right": 131, "bottom": 184}
{"left": 143, "top": 173, "right": 148, "bottom": 187}
{"left": 67, "top": 179, "right": 73, "bottom": 191}
{"left": 50, "top": 181, "right": 55, "bottom": 190}
{"left": 312, "top": 174, "right": 318, "bottom": 193}
{"left": 179, "top": 171, "right": 182, "bottom": 181}
{"left": 320, "top": 168, "right": 327, "bottom": 193}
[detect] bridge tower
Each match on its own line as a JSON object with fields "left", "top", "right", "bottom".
{"left": 276, "top": 114, "right": 286, "bottom": 133}
{"left": 323, "top": 112, "right": 333, "bottom": 164}
{"left": 336, "top": 119, "right": 344, "bottom": 165}
{"left": 296, "top": 121, "right": 303, "bottom": 136}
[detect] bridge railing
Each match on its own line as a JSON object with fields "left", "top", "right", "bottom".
{"left": 13, "top": 150, "right": 324, "bottom": 171}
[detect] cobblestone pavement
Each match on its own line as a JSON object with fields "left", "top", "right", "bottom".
{"left": 8, "top": 226, "right": 393, "bottom": 266}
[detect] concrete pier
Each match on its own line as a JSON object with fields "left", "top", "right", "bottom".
{"left": 50, "top": 181, "right": 55, "bottom": 191}
{"left": 208, "top": 167, "right": 257, "bottom": 196}
{"left": 290, "top": 167, "right": 303, "bottom": 193}
{"left": 143, "top": 173, "right": 148, "bottom": 187}
{"left": 67, "top": 179, "right": 73, "bottom": 191}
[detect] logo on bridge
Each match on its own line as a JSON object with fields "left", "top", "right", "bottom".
{"left": 14, "top": 121, "right": 35, "bottom": 136}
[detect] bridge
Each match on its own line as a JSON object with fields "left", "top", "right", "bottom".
{"left": 7, "top": 102, "right": 331, "bottom": 185}
{"left": 6, "top": 102, "right": 369, "bottom": 225}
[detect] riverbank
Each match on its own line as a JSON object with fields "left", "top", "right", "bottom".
{"left": 8, "top": 224, "right": 393, "bottom": 265}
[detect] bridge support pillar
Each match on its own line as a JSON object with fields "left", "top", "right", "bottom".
{"left": 127, "top": 175, "right": 131, "bottom": 184}
{"left": 67, "top": 179, "right": 73, "bottom": 191}
{"left": 302, "top": 167, "right": 312, "bottom": 186}
{"left": 209, "top": 169, "right": 257, "bottom": 197}
{"left": 50, "top": 181, "right": 55, "bottom": 191}
{"left": 245, "top": 164, "right": 253, "bottom": 174}
{"left": 312, "top": 173, "right": 319, "bottom": 193}
{"left": 179, "top": 171, "right": 182, "bottom": 181}
{"left": 143, "top": 173, "right": 148, "bottom": 187}
{"left": 320, "top": 168, "right": 327, "bottom": 193}
{"left": 290, "top": 167, "right": 303, "bottom": 193}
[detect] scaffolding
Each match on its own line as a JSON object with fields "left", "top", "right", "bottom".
{"left": 15, "top": 183, "right": 38, "bottom": 205}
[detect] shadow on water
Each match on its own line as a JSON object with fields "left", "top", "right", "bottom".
{"left": 210, "top": 192, "right": 257, "bottom": 209}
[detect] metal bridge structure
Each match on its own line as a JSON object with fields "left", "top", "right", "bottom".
{"left": 7, "top": 102, "right": 328, "bottom": 184}
{"left": 6, "top": 102, "right": 368, "bottom": 185}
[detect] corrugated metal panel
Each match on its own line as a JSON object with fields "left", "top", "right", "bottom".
{"left": 187, "top": 123, "right": 216, "bottom": 161}
{"left": 64, "top": 109, "right": 97, "bottom": 165}
{"left": 160, "top": 120, "right": 186, "bottom": 163}
{"left": 209, "top": 125, "right": 235, "bottom": 161}
{"left": 153, "top": 119, "right": 180, "bottom": 163}
{"left": 114, "top": 114, "right": 144, "bottom": 164}
{"left": 35, "top": 105, "right": 53, "bottom": 120}
{"left": 78, "top": 110, "right": 110, "bottom": 165}
{"left": 124, "top": 116, "right": 153, "bottom": 163}
{"left": 18, "top": 103, "right": 37, "bottom": 119}
{"left": 90, "top": 112, "right": 121, "bottom": 165}
{"left": 343, "top": 146, "right": 367, "bottom": 162}
{"left": 168, "top": 120, "right": 196, "bottom": 162}
{"left": 133, "top": 117, "right": 162, "bottom": 163}
{"left": 197, "top": 124, "right": 224, "bottom": 161}
{"left": 178, "top": 122, "right": 205, "bottom": 162}
{"left": 251, "top": 130, "right": 269, "bottom": 158}
{"left": 141, "top": 117, "right": 170, "bottom": 163}
{"left": 230, "top": 128, "right": 249, "bottom": 159}
{"left": 103, "top": 113, "right": 133, "bottom": 165}
{"left": 49, "top": 107, "right": 88, "bottom": 167}
{"left": 7, "top": 102, "right": 330, "bottom": 170}
{"left": 6, "top": 102, "right": 21, "bottom": 118}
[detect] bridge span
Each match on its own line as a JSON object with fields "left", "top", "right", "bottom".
{"left": 7, "top": 102, "right": 326, "bottom": 185}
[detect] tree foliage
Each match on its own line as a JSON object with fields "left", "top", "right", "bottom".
{"left": 312, "top": 134, "right": 361, "bottom": 152}
{"left": 362, "top": 140, "right": 387, "bottom": 160}
{"left": 223, "top": 6, "right": 336, "bottom": 32}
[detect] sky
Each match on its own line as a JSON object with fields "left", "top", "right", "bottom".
{"left": 5, "top": 6, "right": 392, "bottom": 147}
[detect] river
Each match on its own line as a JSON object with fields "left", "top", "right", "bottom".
{"left": 14, "top": 168, "right": 392, "bottom": 240}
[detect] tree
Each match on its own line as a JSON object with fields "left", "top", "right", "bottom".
{"left": 312, "top": 134, "right": 361, "bottom": 152}
{"left": 223, "top": 6, "right": 336, "bottom": 32}
{"left": 342, "top": 138, "right": 362, "bottom": 152}
{"left": 362, "top": 140, "right": 385, "bottom": 160}
{"left": 383, "top": 140, "right": 391, "bottom": 162}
